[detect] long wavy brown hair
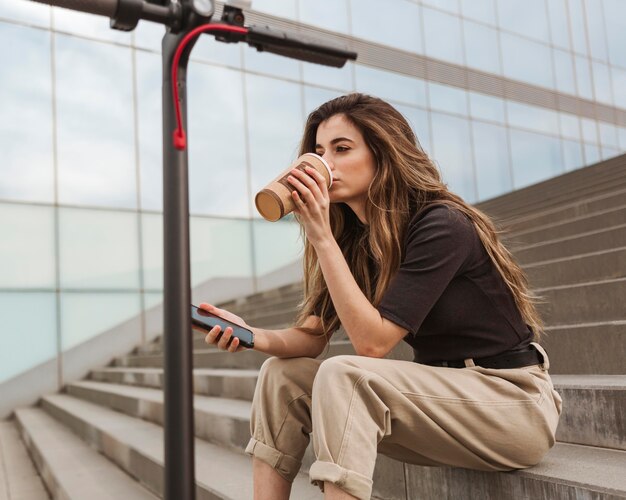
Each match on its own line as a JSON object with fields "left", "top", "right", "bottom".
{"left": 292, "top": 93, "right": 543, "bottom": 342}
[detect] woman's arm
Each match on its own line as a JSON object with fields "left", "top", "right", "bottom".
{"left": 252, "top": 314, "right": 331, "bottom": 359}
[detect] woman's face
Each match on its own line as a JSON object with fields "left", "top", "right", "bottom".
{"left": 314, "top": 114, "right": 377, "bottom": 210}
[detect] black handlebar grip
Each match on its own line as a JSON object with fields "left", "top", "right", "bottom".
{"left": 29, "top": 0, "right": 118, "bottom": 17}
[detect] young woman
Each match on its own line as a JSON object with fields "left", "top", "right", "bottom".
{"left": 198, "top": 93, "right": 562, "bottom": 500}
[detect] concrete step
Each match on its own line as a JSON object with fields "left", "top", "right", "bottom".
{"left": 536, "top": 277, "right": 626, "bottom": 325}
{"left": 514, "top": 223, "right": 626, "bottom": 264}
{"left": 542, "top": 321, "right": 626, "bottom": 375}
{"left": 217, "top": 284, "right": 303, "bottom": 311}
{"left": 39, "top": 394, "right": 320, "bottom": 499}
{"left": 224, "top": 292, "right": 303, "bottom": 315}
{"left": 551, "top": 375, "right": 626, "bottom": 451}
{"left": 13, "top": 407, "right": 156, "bottom": 500}
{"left": 0, "top": 419, "right": 49, "bottom": 500}
{"left": 524, "top": 246, "right": 626, "bottom": 288}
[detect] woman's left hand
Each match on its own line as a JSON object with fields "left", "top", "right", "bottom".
{"left": 288, "top": 165, "right": 333, "bottom": 248}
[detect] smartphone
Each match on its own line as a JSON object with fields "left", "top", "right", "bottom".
{"left": 191, "top": 304, "right": 255, "bottom": 349}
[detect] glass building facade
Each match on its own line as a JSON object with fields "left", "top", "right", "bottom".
{"left": 1, "top": 0, "right": 625, "bottom": 384}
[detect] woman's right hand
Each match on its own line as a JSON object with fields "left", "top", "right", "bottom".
{"left": 194, "top": 303, "right": 251, "bottom": 353}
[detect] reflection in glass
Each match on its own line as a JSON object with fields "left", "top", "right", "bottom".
{"left": 497, "top": 0, "right": 549, "bottom": 44}
{"left": 0, "top": 204, "right": 55, "bottom": 288}
{"left": 430, "top": 112, "right": 476, "bottom": 202}
{"left": 553, "top": 49, "right": 576, "bottom": 95}
{"left": 252, "top": 218, "right": 302, "bottom": 277}
{"left": 299, "top": 0, "right": 349, "bottom": 33}
{"left": 0, "top": 0, "right": 50, "bottom": 27}
{"left": 574, "top": 55, "right": 593, "bottom": 100}
{"left": 560, "top": 113, "right": 581, "bottom": 141}
{"left": 584, "top": 143, "right": 600, "bottom": 165}
{"left": 562, "top": 139, "right": 584, "bottom": 171}
{"left": 61, "top": 292, "right": 141, "bottom": 350}
{"left": 188, "top": 62, "right": 248, "bottom": 217}
{"left": 463, "top": 20, "right": 500, "bottom": 75}
{"left": 509, "top": 129, "right": 563, "bottom": 188}
{"left": 395, "top": 104, "right": 432, "bottom": 155}
{"left": 546, "top": 0, "right": 570, "bottom": 50}
{"left": 428, "top": 82, "right": 468, "bottom": 116}
{"left": 0, "top": 292, "right": 57, "bottom": 383}
{"left": 0, "top": 23, "right": 54, "bottom": 203}
{"left": 506, "top": 102, "right": 558, "bottom": 135}
{"left": 246, "top": 75, "right": 303, "bottom": 205}
{"left": 302, "top": 60, "right": 353, "bottom": 92}
{"left": 460, "top": 0, "right": 496, "bottom": 25}
{"left": 141, "top": 212, "right": 163, "bottom": 291}
{"left": 55, "top": 34, "right": 136, "bottom": 208}
{"left": 604, "top": 0, "right": 626, "bottom": 68}
{"left": 472, "top": 122, "right": 512, "bottom": 201}
{"left": 355, "top": 65, "right": 427, "bottom": 107}
{"left": 500, "top": 33, "right": 554, "bottom": 89}
{"left": 423, "top": 8, "right": 463, "bottom": 65}
{"left": 59, "top": 208, "right": 140, "bottom": 289}
{"left": 351, "top": 0, "right": 423, "bottom": 54}
{"left": 468, "top": 92, "right": 505, "bottom": 124}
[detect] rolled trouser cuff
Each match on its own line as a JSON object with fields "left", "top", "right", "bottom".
{"left": 244, "top": 437, "right": 302, "bottom": 483}
{"left": 309, "top": 460, "right": 373, "bottom": 500}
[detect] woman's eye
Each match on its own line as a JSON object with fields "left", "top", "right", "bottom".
{"left": 336, "top": 146, "right": 349, "bottom": 152}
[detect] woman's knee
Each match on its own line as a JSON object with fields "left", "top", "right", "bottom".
{"left": 312, "top": 355, "right": 366, "bottom": 393}
{"left": 256, "top": 356, "right": 320, "bottom": 400}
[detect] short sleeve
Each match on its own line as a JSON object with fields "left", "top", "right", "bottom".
{"left": 377, "top": 205, "right": 475, "bottom": 336}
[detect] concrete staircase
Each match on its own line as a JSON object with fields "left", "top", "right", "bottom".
{"left": 5, "top": 154, "right": 626, "bottom": 499}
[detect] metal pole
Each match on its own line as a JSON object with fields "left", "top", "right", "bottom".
{"left": 162, "top": 28, "right": 198, "bottom": 500}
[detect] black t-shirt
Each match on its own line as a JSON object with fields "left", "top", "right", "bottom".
{"left": 377, "top": 204, "right": 533, "bottom": 363}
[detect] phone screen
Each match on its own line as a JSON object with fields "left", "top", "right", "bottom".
{"left": 190, "top": 304, "right": 254, "bottom": 348}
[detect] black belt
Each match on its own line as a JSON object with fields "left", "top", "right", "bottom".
{"left": 423, "top": 345, "right": 544, "bottom": 369}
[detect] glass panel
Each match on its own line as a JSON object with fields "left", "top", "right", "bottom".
{"left": 59, "top": 208, "right": 140, "bottom": 289}
{"left": 252, "top": 0, "right": 297, "bottom": 19}
{"left": 468, "top": 92, "right": 506, "bottom": 123}
{"left": 509, "top": 129, "right": 563, "bottom": 189}
{"left": 190, "top": 217, "right": 253, "bottom": 287}
{"left": 298, "top": 0, "right": 349, "bottom": 33}
{"left": 546, "top": 0, "right": 570, "bottom": 50}
{"left": 584, "top": 0, "right": 608, "bottom": 62}
{"left": 0, "top": 0, "right": 50, "bottom": 27}
{"left": 243, "top": 47, "right": 300, "bottom": 81}
{"left": 568, "top": 0, "right": 589, "bottom": 56}
{"left": 553, "top": 49, "right": 577, "bottom": 95}
{"left": 246, "top": 74, "right": 303, "bottom": 206}
{"left": 574, "top": 55, "right": 594, "bottom": 100}
{"left": 135, "top": 51, "right": 162, "bottom": 212}
{"left": 61, "top": 292, "right": 141, "bottom": 350}
{"left": 618, "top": 127, "right": 626, "bottom": 150}
{"left": 580, "top": 118, "right": 598, "bottom": 143}
{"left": 141, "top": 212, "right": 163, "bottom": 292}
{"left": 584, "top": 143, "right": 600, "bottom": 164}
{"left": 144, "top": 292, "right": 163, "bottom": 310}
{"left": 598, "top": 122, "right": 619, "bottom": 148}
{"left": 562, "top": 139, "right": 584, "bottom": 171}
{"left": 497, "top": 0, "right": 549, "bottom": 44}
{"left": 188, "top": 62, "right": 248, "bottom": 217}
{"left": 500, "top": 33, "right": 554, "bottom": 89}
{"left": 423, "top": 7, "right": 464, "bottom": 65}
{"left": 394, "top": 104, "right": 433, "bottom": 155}
{"left": 460, "top": 0, "right": 496, "bottom": 25}
{"left": 592, "top": 62, "right": 613, "bottom": 106}
{"left": 355, "top": 65, "right": 427, "bottom": 107}
{"left": 428, "top": 82, "right": 468, "bottom": 116}
{"left": 422, "top": 0, "right": 460, "bottom": 14}
{"left": 559, "top": 113, "right": 581, "bottom": 140}
{"left": 252, "top": 219, "right": 302, "bottom": 277}
{"left": 604, "top": 0, "right": 626, "bottom": 68}
{"left": 350, "top": 0, "right": 423, "bottom": 54}
{"left": 133, "top": 21, "right": 165, "bottom": 52}
{"left": 191, "top": 33, "right": 243, "bottom": 69}
{"left": 0, "top": 23, "right": 54, "bottom": 204}
{"left": 0, "top": 204, "right": 55, "bottom": 288}
{"left": 0, "top": 292, "right": 57, "bottom": 383}
{"left": 601, "top": 146, "right": 621, "bottom": 160}
{"left": 611, "top": 67, "right": 626, "bottom": 110}
{"left": 472, "top": 122, "right": 512, "bottom": 200}
{"left": 463, "top": 20, "right": 501, "bottom": 75}
{"left": 302, "top": 60, "right": 353, "bottom": 92}
{"left": 506, "top": 101, "right": 559, "bottom": 135}
{"left": 53, "top": 7, "right": 131, "bottom": 45}
{"left": 55, "top": 34, "right": 136, "bottom": 209}
{"left": 304, "top": 87, "right": 344, "bottom": 116}
{"left": 430, "top": 112, "right": 476, "bottom": 201}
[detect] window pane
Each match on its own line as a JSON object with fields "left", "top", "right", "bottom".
{"left": 592, "top": 62, "right": 612, "bottom": 106}
{"left": 618, "top": 127, "right": 626, "bottom": 150}
{"left": 581, "top": 118, "right": 598, "bottom": 143}
{"left": 468, "top": 92, "right": 506, "bottom": 123}
{"left": 584, "top": 0, "right": 608, "bottom": 62}
{"left": 351, "top": 0, "right": 423, "bottom": 54}
{"left": 546, "top": 0, "right": 570, "bottom": 50}
{"left": 604, "top": 0, "right": 626, "bottom": 67}
{"left": 510, "top": 129, "right": 563, "bottom": 188}
{"left": 0, "top": 204, "right": 55, "bottom": 288}
{"left": 246, "top": 75, "right": 303, "bottom": 207}
{"left": 395, "top": 104, "right": 433, "bottom": 155}
{"left": 0, "top": 0, "right": 50, "bottom": 27}
{"left": 0, "top": 292, "right": 57, "bottom": 383}
{"left": 559, "top": 113, "right": 581, "bottom": 140}
{"left": 0, "top": 23, "right": 54, "bottom": 203}
{"left": 574, "top": 55, "right": 593, "bottom": 100}
{"left": 298, "top": 0, "right": 349, "bottom": 33}
{"left": 141, "top": 213, "right": 163, "bottom": 292}
{"left": 428, "top": 82, "right": 468, "bottom": 116}
{"left": 59, "top": 208, "right": 140, "bottom": 289}
{"left": 568, "top": 0, "right": 589, "bottom": 56}
{"left": 553, "top": 49, "right": 576, "bottom": 95}
{"left": 584, "top": 143, "right": 600, "bottom": 164}
{"left": 53, "top": 7, "right": 131, "bottom": 45}
{"left": 243, "top": 47, "right": 300, "bottom": 81}
{"left": 506, "top": 101, "right": 559, "bottom": 135}
{"left": 55, "top": 34, "right": 136, "bottom": 208}
{"left": 472, "top": 122, "right": 512, "bottom": 200}
{"left": 355, "top": 65, "right": 427, "bottom": 107}
{"left": 253, "top": 218, "right": 302, "bottom": 277}
{"left": 562, "top": 139, "right": 584, "bottom": 171}
{"left": 463, "top": 20, "right": 501, "bottom": 75}
{"left": 501, "top": 33, "right": 554, "bottom": 89}
{"left": 460, "top": 0, "right": 496, "bottom": 25}
{"left": 431, "top": 112, "right": 476, "bottom": 201}
{"left": 611, "top": 67, "right": 626, "bottom": 110}
{"left": 302, "top": 60, "right": 353, "bottom": 92}
{"left": 423, "top": 0, "right": 460, "bottom": 14}
{"left": 601, "top": 146, "right": 620, "bottom": 161}
{"left": 133, "top": 21, "right": 165, "bottom": 53}
{"left": 191, "top": 33, "right": 243, "bottom": 69}
{"left": 188, "top": 63, "right": 248, "bottom": 217}
{"left": 497, "top": 0, "right": 549, "bottom": 44}
{"left": 304, "top": 87, "right": 344, "bottom": 116}
{"left": 598, "top": 122, "right": 619, "bottom": 148}
{"left": 61, "top": 292, "right": 141, "bottom": 350}
{"left": 423, "top": 7, "right": 464, "bottom": 65}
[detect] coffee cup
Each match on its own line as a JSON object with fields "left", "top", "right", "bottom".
{"left": 255, "top": 153, "right": 333, "bottom": 222}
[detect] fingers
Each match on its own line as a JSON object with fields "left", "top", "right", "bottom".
{"left": 204, "top": 324, "right": 239, "bottom": 352}
{"left": 288, "top": 167, "right": 326, "bottom": 204}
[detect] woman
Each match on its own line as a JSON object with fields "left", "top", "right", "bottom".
{"left": 198, "top": 93, "right": 562, "bottom": 500}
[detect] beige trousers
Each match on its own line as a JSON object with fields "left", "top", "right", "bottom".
{"left": 244, "top": 343, "right": 562, "bottom": 499}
